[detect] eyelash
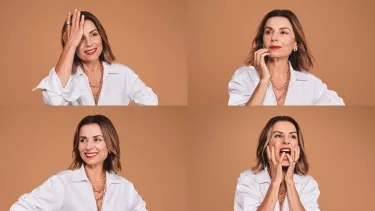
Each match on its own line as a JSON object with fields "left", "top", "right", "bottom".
{"left": 274, "top": 134, "right": 297, "bottom": 139}
{"left": 264, "top": 30, "right": 288, "bottom": 35}
{"left": 79, "top": 138, "right": 101, "bottom": 142}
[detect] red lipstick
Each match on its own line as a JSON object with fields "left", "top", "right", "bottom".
{"left": 270, "top": 46, "right": 281, "bottom": 50}
{"left": 84, "top": 48, "right": 97, "bottom": 55}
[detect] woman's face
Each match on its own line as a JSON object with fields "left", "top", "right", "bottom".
{"left": 78, "top": 123, "right": 109, "bottom": 167}
{"left": 75, "top": 20, "right": 103, "bottom": 63}
{"left": 262, "top": 16, "right": 297, "bottom": 59}
{"left": 268, "top": 121, "right": 299, "bottom": 166}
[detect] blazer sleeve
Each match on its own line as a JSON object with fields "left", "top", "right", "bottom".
{"left": 300, "top": 176, "right": 321, "bottom": 211}
{"left": 10, "top": 175, "right": 64, "bottom": 211}
{"left": 32, "top": 68, "right": 81, "bottom": 105}
{"left": 125, "top": 68, "right": 158, "bottom": 106}
{"left": 234, "top": 171, "right": 262, "bottom": 211}
{"left": 228, "top": 68, "right": 255, "bottom": 106}
{"left": 313, "top": 77, "right": 344, "bottom": 105}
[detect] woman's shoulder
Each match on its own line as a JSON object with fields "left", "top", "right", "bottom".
{"left": 105, "top": 62, "right": 137, "bottom": 75}
{"left": 294, "top": 173, "right": 318, "bottom": 184}
{"left": 107, "top": 172, "right": 137, "bottom": 187}
{"left": 231, "top": 66, "right": 259, "bottom": 82}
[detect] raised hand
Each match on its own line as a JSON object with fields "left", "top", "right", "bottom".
{"left": 266, "top": 145, "right": 284, "bottom": 185}
{"left": 285, "top": 144, "right": 300, "bottom": 184}
{"left": 63, "top": 9, "right": 85, "bottom": 49}
{"left": 254, "top": 48, "right": 271, "bottom": 80}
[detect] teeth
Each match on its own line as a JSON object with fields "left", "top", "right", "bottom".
{"left": 86, "top": 153, "right": 98, "bottom": 156}
{"left": 86, "top": 49, "right": 96, "bottom": 53}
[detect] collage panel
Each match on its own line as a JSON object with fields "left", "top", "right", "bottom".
{"left": 189, "top": 107, "right": 375, "bottom": 210}
{"left": 0, "top": 0, "right": 187, "bottom": 106}
{"left": 1, "top": 107, "right": 188, "bottom": 211}
{"left": 188, "top": 0, "right": 375, "bottom": 106}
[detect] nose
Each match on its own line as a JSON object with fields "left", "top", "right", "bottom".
{"left": 85, "top": 37, "right": 93, "bottom": 46}
{"left": 271, "top": 31, "right": 278, "bottom": 42}
{"left": 86, "top": 139, "right": 94, "bottom": 150}
{"left": 283, "top": 137, "right": 290, "bottom": 144}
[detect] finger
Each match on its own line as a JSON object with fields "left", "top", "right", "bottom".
{"left": 296, "top": 146, "right": 300, "bottom": 161}
{"left": 254, "top": 48, "right": 268, "bottom": 67}
{"left": 80, "top": 14, "right": 84, "bottom": 26}
{"left": 271, "top": 146, "right": 277, "bottom": 164}
{"left": 266, "top": 145, "right": 271, "bottom": 162}
{"left": 290, "top": 143, "right": 295, "bottom": 161}
{"left": 278, "top": 152, "right": 285, "bottom": 167}
{"left": 76, "top": 10, "right": 81, "bottom": 29}
{"left": 260, "top": 52, "right": 270, "bottom": 64}
{"left": 66, "top": 12, "right": 71, "bottom": 38}
{"left": 286, "top": 153, "right": 293, "bottom": 165}
{"left": 257, "top": 49, "right": 269, "bottom": 67}
{"left": 71, "top": 9, "right": 77, "bottom": 30}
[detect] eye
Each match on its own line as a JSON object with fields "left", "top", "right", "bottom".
{"left": 274, "top": 134, "right": 282, "bottom": 138}
{"left": 79, "top": 138, "right": 87, "bottom": 143}
{"left": 264, "top": 30, "right": 271, "bottom": 35}
{"left": 94, "top": 138, "right": 101, "bottom": 142}
{"left": 281, "top": 31, "right": 289, "bottom": 35}
{"left": 290, "top": 134, "right": 297, "bottom": 139}
{"left": 91, "top": 33, "right": 98, "bottom": 37}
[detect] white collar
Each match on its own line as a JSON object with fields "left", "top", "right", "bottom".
{"left": 76, "top": 62, "right": 121, "bottom": 79}
{"left": 249, "top": 61, "right": 310, "bottom": 83}
{"left": 70, "top": 164, "right": 122, "bottom": 184}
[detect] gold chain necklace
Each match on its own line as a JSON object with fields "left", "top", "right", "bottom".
{"left": 271, "top": 65, "right": 291, "bottom": 102}
{"left": 87, "top": 172, "right": 107, "bottom": 211}
{"left": 83, "top": 63, "right": 104, "bottom": 105}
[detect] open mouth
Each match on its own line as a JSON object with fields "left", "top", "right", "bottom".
{"left": 84, "top": 48, "right": 97, "bottom": 55}
{"left": 84, "top": 152, "right": 98, "bottom": 159}
{"left": 280, "top": 148, "right": 291, "bottom": 160}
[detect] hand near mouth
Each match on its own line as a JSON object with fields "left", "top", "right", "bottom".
{"left": 285, "top": 144, "right": 300, "bottom": 184}
{"left": 266, "top": 145, "right": 285, "bottom": 185}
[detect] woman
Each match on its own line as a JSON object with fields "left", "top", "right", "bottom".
{"left": 234, "top": 116, "right": 320, "bottom": 211}
{"left": 33, "top": 10, "right": 158, "bottom": 105}
{"left": 10, "top": 115, "right": 147, "bottom": 211}
{"left": 228, "top": 9, "right": 344, "bottom": 106}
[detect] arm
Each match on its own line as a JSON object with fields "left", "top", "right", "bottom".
{"left": 245, "top": 79, "right": 270, "bottom": 106}
{"left": 128, "top": 184, "right": 147, "bottom": 211}
{"left": 10, "top": 176, "right": 64, "bottom": 211}
{"left": 313, "top": 77, "right": 344, "bottom": 105}
{"left": 56, "top": 10, "right": 84, "bottom": 87}
{"left": 127, "top": 72, "right": 158, "bottom": 106}
{"left": 285, "top": 181, "right": 305, "bottom": 211}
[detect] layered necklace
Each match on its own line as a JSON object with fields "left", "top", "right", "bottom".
{"left": 84, "top": 63, "right": 104, "bottom": 105}
{"left": 278, "top": 185, "right": 287, "bottom": 209}
{"left": 270, "top": 64, "right": 291, "bottom": 102}
{"left": 87, "top": 172, "right": 107, "bottom": 211}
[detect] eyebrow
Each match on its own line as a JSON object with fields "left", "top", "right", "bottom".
{"left": 88, "top": 29, "right": 98, "bottom": 34}
{"left": 79, "top": 135, "right": 103, "bottom": 139}
{"left": 272, "top": 131, "right": 297, "bottom": 135}
{"left": 264, "top": 26, "right": 292, "bottom": 31}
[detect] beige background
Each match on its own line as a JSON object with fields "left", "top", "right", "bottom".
{"left": 188, "top": 0, "right": 375, "bottom": 105}
{"left": 189, "top": 107, "right": 375, "bottom": 211}
{"left": 0, "top": 0, "right": 187, "bottom": 105}
{"left": 0, "top": 107, "right": 188, "bottom": 211}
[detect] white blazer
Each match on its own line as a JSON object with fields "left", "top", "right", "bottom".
{"left": 33, "top": 62, "right": 158, "bottom": 106}
{"left": 234, "top": 168, "right": 320, "bottom": 211}
{"left": 228, "top": 63, "right": 344, "bottom": 106}
{"left": 10, "top": 165, "right": 147, "bottom": 211}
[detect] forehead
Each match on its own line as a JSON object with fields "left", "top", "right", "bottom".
{"left": 83, "top": 20, "right": 98, "bottom": 33}
{"left": 79, "top": 123, "right": 103, "bottom": 136}
{"left": 271, "top": 121, "right": 297, "bottom": 133}
{"left": 264, "top": 16, "right": 293, "bottom": 30}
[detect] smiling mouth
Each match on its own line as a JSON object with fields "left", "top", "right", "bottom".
{"left": 84, "top": 152, "right": 98, "bottom": 158}
{"left": 84, "top": 48, "right": 97, "bottom": 55}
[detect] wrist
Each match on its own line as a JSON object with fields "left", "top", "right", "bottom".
{"left": 259, "top": 78, "right": 270, "bottom": 85}
{"left": 64, "top": 43, "right": 78, "bottom": 52}
{"left": 285, "top": 179, "right": 295, "bottom": 187}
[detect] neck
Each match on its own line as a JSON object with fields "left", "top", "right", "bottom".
{"left": 266, "top": 57, "right": 289, "bottom": 78}
{"left": 81, "top": 60, "right": 102, "bottom": 75}
{"left": 84, "top": 164, "right": 105, "bottom": 182}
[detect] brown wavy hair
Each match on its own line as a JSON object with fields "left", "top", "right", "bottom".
{"left": 61, "top": 11, "right": 116, "bottom": 72}
{"left": 245, "top": 9, "right": 314, "bottom": 72}
{"left": 69, "top": 115, "right": 121, "bottom": 173}
{"left": 252, "top": 116, "right": 309, "bottom": 175}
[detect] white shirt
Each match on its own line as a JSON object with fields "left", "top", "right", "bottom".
{"left": 228, "top": 63, "right": 344, "bottom": 106}
{"left": 234, "top": 168, "right": 320, "bottom": 211}
{"left": 33, "top": 62, "right": 158, "bottom": 106}
{"left": 10, "top": 165, "right": 147, "bottom": 211}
